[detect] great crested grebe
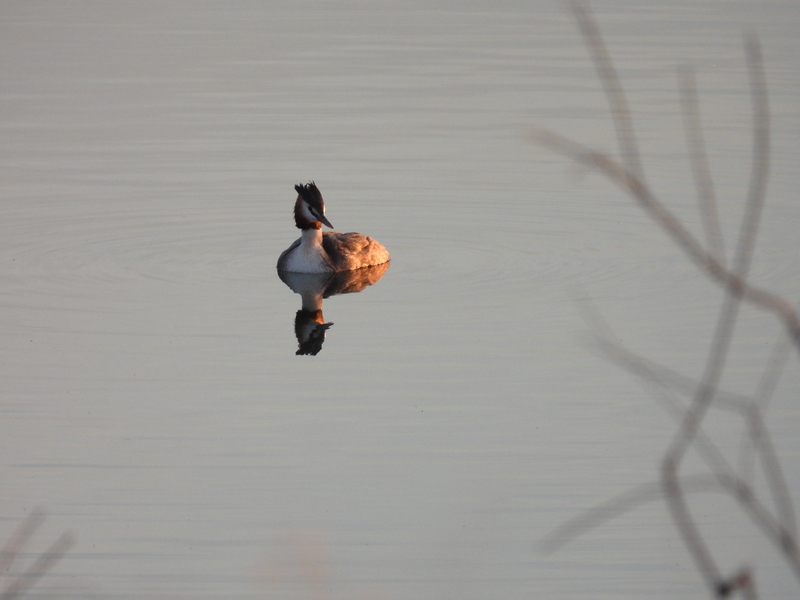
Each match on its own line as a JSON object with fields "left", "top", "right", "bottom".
{"left": 277, "top": 182, "right": 390, "bottom": 273}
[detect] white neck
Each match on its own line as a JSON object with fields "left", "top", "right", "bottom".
{"left": 281, "top": 227, "right": 330, "bottom": 273}
{"left": 300, "top": 227, "right": 323, "bottom": 249}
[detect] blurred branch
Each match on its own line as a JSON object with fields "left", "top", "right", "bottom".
{"left": 661, "top": 32, "right": 774, "bottom": 594}
{"left": 528, "top": 128, "right": 800, "bottom": 351}
{"left": 534, "top": 3, "right": 800, "bottom": 597}
{"left": 568, "top": 0, "right": 643, "bottom": 181}
{"left": 0, "top": 509, "right": 45, "bottom": 576}
{"left": 678, "top": 66, "right": 725, "bottom": 265}
{"left": 0, "top": 509, "right": 75, "bottom": 600}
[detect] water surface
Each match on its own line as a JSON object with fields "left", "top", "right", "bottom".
{"left": 2, "top": 2, "right": 799, "bottom": 598}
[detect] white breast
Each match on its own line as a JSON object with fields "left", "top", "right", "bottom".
{"left": 280, "top": 229, "right": 332, "bottom": 273}
{"left": 282, "top": 247, "right": 329, "bottom": 273}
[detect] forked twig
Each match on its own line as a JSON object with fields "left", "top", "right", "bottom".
{"left": 541, "top": 471, "right": 789, "bottom": 558}
{"left": 577, "top": 301, "right": 799, "bottom": 577}
{"left": 738, "top": 334, "right": 796, "bottom": 538}
{"left": 527, "top": 129, "right": 800, "bottom": 351}
{"left": 590, "top": 325, "right": 796, "bottom": 541}
{"left": 660, "top": 33, "right": 772, "bottom": 593}
{"left": 535, "top": 3, "right": 800, "bottom": 597}
{"left": 678, "top": 66, "right": 726, "bottom": 264}
{"left": 569, "top": 0, "right": 643, "bottom": 181}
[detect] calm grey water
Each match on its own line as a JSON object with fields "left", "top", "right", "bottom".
{"left": 2, "top": 2, "right": 799, "bottom": 598}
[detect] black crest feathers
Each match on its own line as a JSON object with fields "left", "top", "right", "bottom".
{"left": 294, "top": 181, "right": 323, "bottom": 207}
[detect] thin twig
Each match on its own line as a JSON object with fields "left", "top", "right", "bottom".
{"left": 528, "top": 128, "right": 800, "bottom": 351}
{"left": 743, "top": 403, "right": 798, "bottom": 542}
{"left": 569, "top": 0, "right": 643, "bottom": 181}
{"left": 587, "top": 325, "right": 796, "bottom": 544}
{"left": 0, "top": 508, "right": 45, "bottom": 577}
{"left": 542, "top": 471, "right": 794, "bottom": 561}
{"left": 0, "top": 532, "right": 74, "bottom": 600}
{"left": 678, "top": 65, "right": 726, "bottom": 264}
{"left": 535, "top": 4, "right": 800, "bottom": 596}
{"left": 737, "top": 333, "right": 796, "bottom": 539}
{"left": 586, "top": 324, "right": 800, "bottom": 576}
{"left": 541, "top": 473, "right": 717, "bottom": 553}
{"left": 661, "top": 34, "right": 772, "bottom": 593}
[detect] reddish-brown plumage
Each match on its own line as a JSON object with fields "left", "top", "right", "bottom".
{"left": 278, "top": 182, "right": 390, "bottom": 273}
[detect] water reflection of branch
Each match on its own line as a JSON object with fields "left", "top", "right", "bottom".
{"left": 0, "top": 508, "right": 75, "bottom": 600}
{"left": 534, "top": 3, "right": 800, "bottom": 597}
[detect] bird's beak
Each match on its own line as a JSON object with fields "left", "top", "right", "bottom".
{"left": 309, "top": 205, "right": 333, "bottom": 229}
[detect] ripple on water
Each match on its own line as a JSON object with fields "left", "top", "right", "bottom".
{"left": 390, "top": 204, "right": 678, "bottom": 301}
{"left": 6, "top": 193, "right": 784, "bottom": 321}
{"left": 1, "top": 205, "right": 270, "bottom": 308}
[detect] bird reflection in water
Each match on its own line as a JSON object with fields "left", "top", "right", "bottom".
{"left": 278, "top": 262, "right": 389, "bottom": 355}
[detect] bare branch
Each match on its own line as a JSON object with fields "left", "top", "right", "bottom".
{"left": 528, "top": 127, "right": 800, "bottom": 351}
{"left": 0, "top": 508, "right": 45, "bottom": 577}
{"left": 535, "top": 4, "right": 800, "bottom": 596}
{"left": 678, "top": 66, "right": 726, "bottom": 264}
{"left": 0, "top": 532, "right": 74, "bottom": 600}
{"left": 541, "top": 473, "right": 718, "bottom": 554}
{"left": 569, "top": 0, "right": 643, "bottom": 180}
{"left": 662, "top": 35, "right": 774, "bottom": 592}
